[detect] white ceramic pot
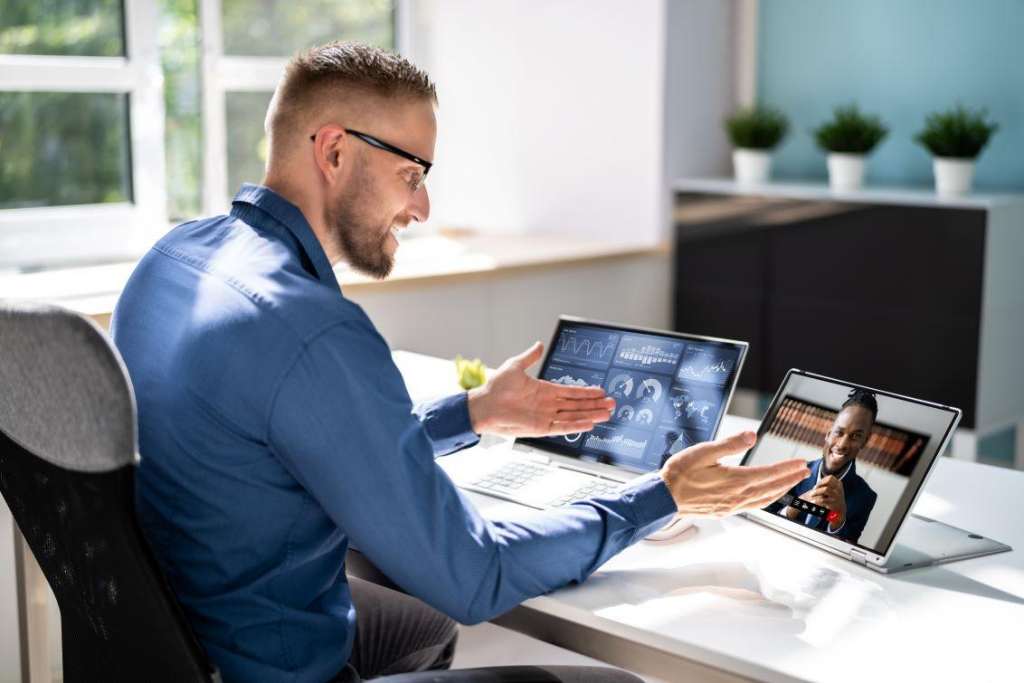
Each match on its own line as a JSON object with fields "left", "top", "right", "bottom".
{"left": 732, "top": 148, "right": 772, "bottom": 184}
{"left": 933, "top": 157, "right": 976, "bottom": 197}
{"left": 826, "top": 153, "right": 866, "bottom": 192}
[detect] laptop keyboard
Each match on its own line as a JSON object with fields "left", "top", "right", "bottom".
{"left": 546, "top": 479, "right": 621, "bottom": 507}
{"left": 473, "top": 461, "right": 548, "bottom": 490}
{"left": 472, "top": 461, "right": 621, "bottom": 508}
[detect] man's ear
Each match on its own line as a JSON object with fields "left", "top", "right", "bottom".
{"left": 312, "top": 125, "right": 347, "bottom": 183}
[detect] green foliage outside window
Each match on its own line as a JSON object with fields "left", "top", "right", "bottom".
{"left": 0, "top": 0, "right": 394, "bottom": 219}
{"left": 0, "top": 0, "right": 124, "bottom": 56}
{"left": 0, "top": 92, "right": 132, "bottom": 209}
{"left": 221, "top": 0, "right": 393, "bottom": 57}
{"left": 226, "top": 91, "right": 275, "bottom": 200}
{"left": 161, "top": 0, "right": 203, "bottom": 221}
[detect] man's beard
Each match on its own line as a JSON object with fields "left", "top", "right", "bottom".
{"left": 325, "top": 171, "right": 395, "bottom": 280}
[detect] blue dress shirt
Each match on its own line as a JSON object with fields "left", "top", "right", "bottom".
{"left": 111, "top": 184, "right": 677, "bottom": 683}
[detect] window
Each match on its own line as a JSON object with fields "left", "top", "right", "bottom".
{"left": 200, "top": 0, "right": 396, "bottom": 213}
{"left": 0, "top": 0, "right": 397, "bottom": 271}
{"left": 0, "top": 0, "right": 126, "bottom": 56}
{"left": 0, "top": 92, "right": 133, "bottom": 209}
{"left": 0, "top": 0, "right": 166, "bottom": 269}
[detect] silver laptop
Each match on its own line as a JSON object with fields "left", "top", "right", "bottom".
{"left": 445, "top": 316, "right": 748, "bottom": 509}
{"left": 741, "top": 369, "right": 1011, "bottom": 573}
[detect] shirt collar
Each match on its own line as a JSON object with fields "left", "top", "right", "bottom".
{"left": 817, "top": 457, "right": 854, "bottom": 483}
{"left": 230, "top": 183, "right": 339, "bottom": 290}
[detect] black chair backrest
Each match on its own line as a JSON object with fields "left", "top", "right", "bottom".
{"left": 0, "top": 302, "right": 218, "bottom": 683}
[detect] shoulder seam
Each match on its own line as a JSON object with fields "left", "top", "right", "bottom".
{"left": 149, "top": 244, "right": 365, "bottom": 435}
{"left": 151, "top": 243, "right": 357, "bottom": 344}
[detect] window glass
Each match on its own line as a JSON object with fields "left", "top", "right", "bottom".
{"left": 161, "top": 0, "right": 202, "bottom": 221}
{"left": 0, "top": 0, "right": 125, "bottom": 57}
{"left": 221, "top": 0, "right": 393, "bottom": 57}
{"left": 225, "top": 91, "right": 274, "bottom": 199}
{"left": 0, "top": 92, "right": 132, "bottom": 209}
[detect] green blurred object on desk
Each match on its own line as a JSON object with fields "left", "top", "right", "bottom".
{"left": 454, "top": 355, "right": 487, "bottom": 390}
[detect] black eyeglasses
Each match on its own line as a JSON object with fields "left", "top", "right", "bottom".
{"left": 310, "top": 128, "right": 432, "bottom": 189}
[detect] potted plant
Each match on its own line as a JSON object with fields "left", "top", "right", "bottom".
{"left": 724, "top": 105, "right": 788, "bottom": 184}
{"left": 915, "top": 104, "right": 998, "bottom": 196}
{"left": 814, "top": 104, "right": 888, "bottom": 192}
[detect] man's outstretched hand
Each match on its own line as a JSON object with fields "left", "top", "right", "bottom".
{"left": 467, "top": 342, "right": 615, "bottom": 437}
{"left": 660, "top": 431, "right": 810, "bottom": 518}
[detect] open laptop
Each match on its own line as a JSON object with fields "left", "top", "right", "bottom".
{"left": 444, "top": 316, "right": 748, "bottom": 509}
{"left": 741, "top": 369, "right": 1011, "bottom": 573}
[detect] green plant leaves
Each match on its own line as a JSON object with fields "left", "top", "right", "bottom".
{"left": 724, "top": 105, "right": 789, "bottom": 150}
{"left": 915, "top": 105, "right": 998, "bottom": 159}
{"left": 814, "top": 104, "right": 888, "bottom": 155}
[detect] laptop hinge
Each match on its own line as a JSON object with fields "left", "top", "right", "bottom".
{"left": 849, "top": 548, "right": 868, "bottom": 566}
{"left": 511, "top": 443, "right": 551, "bottom": 464}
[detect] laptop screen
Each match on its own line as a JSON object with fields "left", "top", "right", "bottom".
{"left": 740, "top": 370, "right": 960, "bottom": 557}
{"left": 518, "top": 318, "right": 747, "bottom": 473}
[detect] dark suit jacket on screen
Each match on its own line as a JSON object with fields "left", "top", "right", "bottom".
{"left": 767, "top": 458, "right": 877, "bottom": 545}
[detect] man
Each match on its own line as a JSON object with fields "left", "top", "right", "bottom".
{"left": 769, "top": 390, "right": 879, "bottom": 545}
{"left": 112, "top": 42, "right": 808, "bottom": 683}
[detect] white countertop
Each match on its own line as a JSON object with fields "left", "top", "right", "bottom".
{"left": 673, "top": 177, "right": 1024, "bottom": 210}
{"left": 394, "top": 350, "right": 1022, "bottom": 683}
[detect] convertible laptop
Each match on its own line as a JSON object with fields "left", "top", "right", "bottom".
{"left": 445, "top": 316, "right": 748, "bottom": 509}
{"left": 741, "top": 369, "right": 1011, "bottom": 573}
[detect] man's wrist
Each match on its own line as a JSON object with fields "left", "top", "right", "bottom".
{"left": 467, "top": 386, "right": 489, "bottom": 434}
{"left": 415, "top": 392, "right": 481, "bottom": 454}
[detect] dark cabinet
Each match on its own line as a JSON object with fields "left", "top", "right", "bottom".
{"left": 674, "top": 191, "right": 987, "bottom": 428}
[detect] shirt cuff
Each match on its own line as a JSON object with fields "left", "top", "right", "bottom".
{"left": 618, "top": 472, "right": 678, "bottom": 532}
{"left": 826, "top": 519, "right": 846, "bottom": 534}
{"left": 414, "top": 392, "right": 480, "bottom": 456}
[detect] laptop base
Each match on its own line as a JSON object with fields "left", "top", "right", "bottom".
{"left": 874, "top": 513, "right": 1011, "bottom": 573}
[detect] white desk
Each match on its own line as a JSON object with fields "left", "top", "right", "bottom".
{"left": 394, "top": 350, "right": 1022, "bottom": 683}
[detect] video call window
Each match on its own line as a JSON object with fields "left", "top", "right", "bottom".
{"left": 530, "top": 323, "right": 744, "bottom": 473}
{"left": 743, "top": 372, "right": 958, "bottom": 555}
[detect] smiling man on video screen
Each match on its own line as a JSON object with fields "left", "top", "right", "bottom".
{"left": 767, "top": 389, "right": 879, "bottom": 544}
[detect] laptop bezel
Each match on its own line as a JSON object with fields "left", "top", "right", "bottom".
{"left": 516, "top": 315, "right": 750, "bottom": 475}
{"left": 739, "top": 368, "right": 962, "bottom": 568}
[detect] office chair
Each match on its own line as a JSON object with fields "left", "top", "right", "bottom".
{"left": 0, "top": 301, "right": 219, "bottom": 683}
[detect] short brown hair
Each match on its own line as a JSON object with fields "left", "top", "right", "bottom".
{"left": 267, "top": 41, "right": 436, "bottom": 143}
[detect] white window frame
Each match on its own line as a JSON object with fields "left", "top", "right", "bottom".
{"left": 0, "top": 0, "right": 167, "bottom": 270}
{"left": 198, "top": 0, "right": 409, "bottom": 215}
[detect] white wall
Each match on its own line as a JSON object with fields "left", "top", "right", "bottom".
{"left": 408, "top": 0, "right": 666, "bottom": 244}
{"left": 346, "top": 252, "right": 672, "bottom": 369}
{"left": 662, "top": 0, "right": 738, "bottom": 183}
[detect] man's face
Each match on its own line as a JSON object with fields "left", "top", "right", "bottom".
{"left": 822, "top": 405, "right": 873, "bottom": 473}
{"left": 324, "top": 98, "right": 435, "bottom": 279}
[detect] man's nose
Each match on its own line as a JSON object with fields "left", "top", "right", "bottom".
{"left": 407, "top": 184, "right": 430, "bottom": 223}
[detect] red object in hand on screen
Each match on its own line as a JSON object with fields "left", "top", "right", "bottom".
{"left": 826, "top": 510, "right": 841, "bottom": 525}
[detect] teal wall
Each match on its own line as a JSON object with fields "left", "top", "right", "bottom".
{"left": 757, "top": 0, "right": 1024, "bottom": 189}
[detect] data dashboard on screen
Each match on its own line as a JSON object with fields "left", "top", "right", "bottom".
{"left": 520, "top": 320, "right": 747, "bottom": 473}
